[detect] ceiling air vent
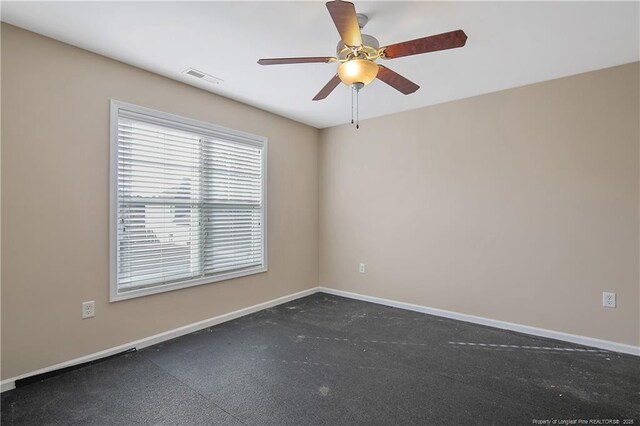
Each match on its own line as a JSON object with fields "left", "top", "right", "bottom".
{"left": 182, "top": 68, "right": 223, "bottom": 85}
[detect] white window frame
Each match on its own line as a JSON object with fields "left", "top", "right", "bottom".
{"left": 109, "top": 100, "right": 268, "bottom": 302}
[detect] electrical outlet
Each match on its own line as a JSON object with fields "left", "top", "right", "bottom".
{"left": 602, "top": 292, "right": 616, "bottom": 308}
{"left": 82, "top": 301, "right": 95, "bottom": 319}
{"left": 359, "top": 263, "right": 366, "bottom": 274}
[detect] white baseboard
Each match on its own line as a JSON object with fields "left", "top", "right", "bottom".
{"left": 0, "top": 287, "right": 320, "bottom": 393}
{"left": 3, "top": 284, "right": 637, "bottom": 393}
{"left": 318, "top": 287, "right": 640, "bottom": 357}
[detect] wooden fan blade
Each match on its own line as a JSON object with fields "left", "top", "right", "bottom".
{"left": 382, "top": 30, "right": 467, "bottom": 59}
{"left": 326, "top": 1, "right": 362, "bottom": 47}
{"left": 258, "top": 57, "right": 335, "bottom": 65}
{"left": 313, "top": 74, "right": 342, "bottom": 101}
{"left": 376, "top": 65, "right": 420, "bottom": 95}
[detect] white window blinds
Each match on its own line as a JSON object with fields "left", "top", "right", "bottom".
{"left": 111, "top": 101, "right": 266, "bottom": 301}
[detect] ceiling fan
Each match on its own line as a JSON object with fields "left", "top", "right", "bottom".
{"left": 257, "top": 0, "right": 468, "bottom": 101}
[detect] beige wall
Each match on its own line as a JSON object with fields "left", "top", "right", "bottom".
{"left": 319, "top": 63, "right": 640, "bottom": 346}
{"left": 1, "top": 24, "right": 319, "bottom": 380}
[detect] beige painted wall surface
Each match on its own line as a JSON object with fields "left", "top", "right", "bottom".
{"left": 1, "top": 24, "right": 319, "bottom": 380}
{"left": 320, "top": 63, "right": 640, "bottom": 346}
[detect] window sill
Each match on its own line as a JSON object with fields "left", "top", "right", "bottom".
{"left": 110, "top": 265, "right": 268, "bottom": 302}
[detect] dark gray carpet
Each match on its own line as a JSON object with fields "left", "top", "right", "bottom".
{"left": 2, "top": 293, "right": 638, "bottom": 425}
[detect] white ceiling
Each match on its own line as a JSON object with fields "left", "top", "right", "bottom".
{"left": 2, "top": 1, "right": 639, "bottom": 129}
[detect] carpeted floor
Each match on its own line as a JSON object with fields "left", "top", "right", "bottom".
{"left": 2, "top": 293, "right": 638, "bottom": 425}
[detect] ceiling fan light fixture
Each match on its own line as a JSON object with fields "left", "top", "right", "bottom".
{"left": 338, "top": 59, "right": 379, "bottom": 87}
{"left": 257, "top": 1, "right": 468, "bottom": 103}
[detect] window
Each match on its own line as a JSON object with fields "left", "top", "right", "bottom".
{"left": 110, "top": 101, "right": 267, "bottom": 301}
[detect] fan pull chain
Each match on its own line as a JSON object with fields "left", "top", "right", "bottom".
{"left": 351, "top": 86, "right": 354, "bottom": 124}
{"left": 356, "top": 87, "right": 359, "bottom": 129}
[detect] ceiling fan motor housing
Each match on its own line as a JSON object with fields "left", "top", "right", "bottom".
{"left": 336, "top": 34, "right": 380, "bottom": 60}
